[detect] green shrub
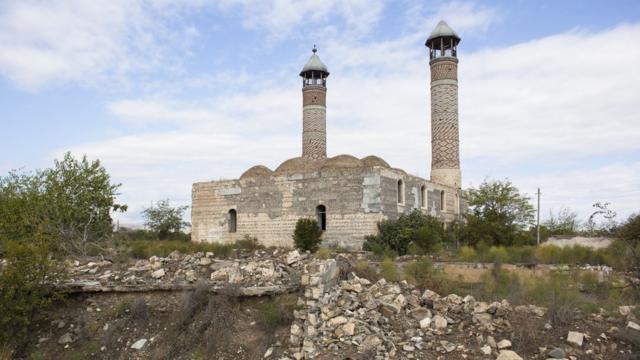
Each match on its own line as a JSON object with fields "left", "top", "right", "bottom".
{"left": 380, "top": 257, "right": 399, "bottom": 282}
{"left": 487, "top": 246, "right": 510, "bottom": 264}
{"left": 316, "top": 247, "right": 331, "bottom": 259}
{"left": 0, "top": 241, "right": 65, "bottom": 349}
{"left": 293, "top": 218, "right": 322, "bottom": 252}
{"left": 458, "top": 246, "right": 477, "bottom": 262}
{"left": 363, "top": 210, "right": 444, "bottom": 256}
{"left": 235, "top": 235, "right": 263, "bottom": 251}
{"left": 354, "top": 261, "right": 380, "bottom": 281}
{"left": 403, "top": 257, "right": 445, "bottom": 291}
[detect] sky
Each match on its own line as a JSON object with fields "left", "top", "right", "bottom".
{"left": 1, "top": 0, "right": 640, "bottom": 227}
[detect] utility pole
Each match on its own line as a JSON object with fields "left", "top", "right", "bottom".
{"left": 536, "top": 188, "right": 541, "bottom": 245}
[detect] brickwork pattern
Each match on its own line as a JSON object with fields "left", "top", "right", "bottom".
{"left": 302, "top": 92, "right": 327, "bottom": 159}
{"left": 430, "top": 60, "right": 460, "bottom": 176}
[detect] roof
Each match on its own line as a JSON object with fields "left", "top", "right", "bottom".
{"left": 427, "top": 20, "right": 460, "bottom": 42}
{"left": 300, "top": 48, "right": 329, "bottom": 76}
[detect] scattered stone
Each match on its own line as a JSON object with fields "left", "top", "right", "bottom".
{"left": 627, "top": 321, "right": 640, "bottom": 331}
{"left": 548, "top": 347, "right": 566, "bottom": 359}
{"left": 497, "top": 339, "right": 512, "bottom": 349}
{"left": 496, "top": 350, "right": 523, "bottom": 360}
{"left": 151, "top": 268, "right": 165, "bottom": 279}
{"left": 566, "top": 331, "right": 585, "bottom": 347}
{"left": 480, "top": 344, "right": 492, "bottom": 355}
{"left": 433, "top": 315, "right": 448, "bottom": 329}
{"left": 57, "top": 333, "right": 73, "bottom": 345}
{"left": 131, "top": 338, "right": 147, "bottom": 350}
{"left": 263, "top": 347, "right": 273, "bottom": 358}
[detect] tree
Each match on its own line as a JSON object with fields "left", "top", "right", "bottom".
{"left": 585, "top": 201, "right": 617, "bottom": 235}
{"left": 0, "top": 152, "right": 125, "bottom": 255}
{"left": 544, "top": 207, "right": 580, "bottom": 236}
{"left": 462, "top": 179, "right": 535, "bottom": 246}
{"left": 142, "top": 200, "right": 190, "bottom": 239}
{"left": 363, "top": 210, "right": 445, "bottom": 256}
{"left": 293, "top": 218, "right": 322, "bottom": 252}
{"left": 616, "top": 213, "right": 640, "bottom": 299}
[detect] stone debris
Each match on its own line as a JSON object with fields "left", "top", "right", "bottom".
{"left": 548, "top": 347, "right": 566, "bottom": 358}
{"left": 627, "top": 321, "right": 640, "bottom": 331}
{"left": 496, "top": 349, "right": 523, "bottom": 360}
{"left": 57, "top": 333, "right": 73, "bottom": 345}
{"left": 130, "top": 338, "right": 147, "bottom": 350}
{"left": 287, "top": 260, "right": 513, "bottom": 359}
{"left": 66, "top": 249, "right": 305, "bottom": 290}
{"left": 566, "top": 331, "right": 585, "bottom": 347}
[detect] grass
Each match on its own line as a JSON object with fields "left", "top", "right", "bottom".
{"left": 255, "top": 295, "right": 297, "bottom": 330}
{"left": 450, "top": 244, "right": 618, "bottom": 267}
{"left": 380, "top": 257, "right": 399, "bottom": 282}
{"left": 125, "top": 236, "right": 266, "bottom": 259}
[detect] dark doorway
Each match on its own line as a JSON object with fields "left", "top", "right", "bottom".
{"left": 316, "top": 205, "right": 326, "bottom": 231}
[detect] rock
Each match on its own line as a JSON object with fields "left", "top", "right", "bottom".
{"left": 131, "top": 338, "right": 147, "bottom": 350}
{"left": 199, "top": 257, "right": 212, "bottom": 266}
{"left": 151, "top": 268, "right": 165, "bottom": 279}
{"left": 496, "top": 350, "right": 523, "bottom": 360}
{"left": 264, "top": 347, "right": 273, "bottom": 358}
{"left": 619, "top": 305, "right": 633, "bottom": 316}
{"left": 487, "top": 335, "right": 497, "bottom": 349}
{"left": 421, "top": 289, "right": 440, "bottom": 301}
{"left": 341, "top": 322, "right": 355, "bottom": 336}
{"left": 51, "top": 319, "right": 66, "bottom": 329}
{"left": 419, "top": 317, "right": 432, "bottom": 329}
{"left": 410, "top": 307, "right": 431, "bottom": 320}
{"left": 402, "top": 344, "right": 415, "bottom": 352}
{"left": 474, "top": 301, "right": 489, "bottom": 313}
{"left": 440, "top": 340, "right": 455, "bottom": 353}
{"left": 362, "top": 335, "right": 382, "bottom": 350}
{"left": 480, "top": 344, "right": 492, "bottom": 355}
{"left": 566, "top": 331, "right": 585, "bottom": 346}
{"left": 548, "top": 347, "right": 566, "bottom": 359}
{"left": 497, "top": 339, "right": 512, "bottom": 349}
{"left": 57, "top": 333, "right": 73, "bottom": 345}
{"left": 285, "top": 250, "right": 305, "bottom": 265}
{"left": 328, "top": 316, "right": 348, "bottom": 327}
{"left": 432, "top": 314, "right": 447, "bottom": 329}
{"left": 185, "top": 269, "right": 196, "bottom": 282}
{"left": 627, "top": 321, "right": 640, "bottom": 331}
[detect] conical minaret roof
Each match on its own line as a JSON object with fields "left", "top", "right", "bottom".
{"left": 300, "top": 47, "right": 329, "bottom": 76}
{"left": 427, "top": 20, "right": 460, "bottom": 42}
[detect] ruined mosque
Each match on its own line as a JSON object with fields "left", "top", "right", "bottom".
{"left": 192, "top": 21, "right": 465, "bottom": 249}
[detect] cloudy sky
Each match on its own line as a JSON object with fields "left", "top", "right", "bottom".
{"left": 1, "top": 0, "right": 639, "bottom": 227}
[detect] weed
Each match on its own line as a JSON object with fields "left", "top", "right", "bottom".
{"left": 353, "top": 261, "right": 379, "bottom": 282}
{"left": 113, "top": 299, "right": 130, "bottom": 317}
{"left": 380, "top": 257, "right": 399, "bottom": 282}
{"left": 316, "top": 247, "right": 332, "bottom": 259}
{"left": 458, "top": 246, "right": 477, "bottom": 262}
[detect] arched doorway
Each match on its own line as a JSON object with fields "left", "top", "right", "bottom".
{"left": 228, "top": 209, "right": 237, "bottom": 233}
{"left": 316, "top": 205, "right": 326, "bottom": 231}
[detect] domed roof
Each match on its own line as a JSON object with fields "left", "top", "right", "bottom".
{"left": 240, "top": 165, "right": 272, "bottom": 179}
{"left": 427, "top": 20, "right": 460, "bottom": 42}
{"left": 275, "top": 157, "right": 322, "bottom": 173}
{"left": 361, "top": 155, "right": 391, "bottom": 168}
{"left": 321, "top": 154, "right": 362, "bottom": 169}
{"left": 300, "top": 48, "right": 329, "bottom": 76}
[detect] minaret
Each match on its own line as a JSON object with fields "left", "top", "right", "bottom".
{"left": 300, "top": 47, "right": 329, "bottom": 160}
{"left": 426, "top": 21, "right": 461, "bottom": 189}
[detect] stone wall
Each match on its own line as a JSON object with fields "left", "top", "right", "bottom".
{"left": 192, "top": 166, "right": 462, "bottom": 249}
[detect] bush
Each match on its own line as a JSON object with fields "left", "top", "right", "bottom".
{"left": 458, "top": 246, "right": 477, "bottom": 262}
{"left": 293, "top": 218, "right": 322, "bottom": 252}
{"left": 380, "top": 257, "right": 399, "bottom": 282}
{"left": 316, "top": 247, "right": 332, "bottom": 259}
{"left": 403, "top": 257, "right": 445, "bottom": 292}
{"left": 0, "top": 241, "right": 65, "bottom": 350}
{"left": 363, "top": 210, "right": 444, "bottom": 256}
{"left": 487, "top": 246, "right": 510, "bottom": 264}
{"left": 354, "top": 261, "right": 380, "bottom": 282}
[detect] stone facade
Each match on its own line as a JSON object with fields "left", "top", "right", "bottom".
{"left": 191, "top": 156, "right": 462, "bottom": 249}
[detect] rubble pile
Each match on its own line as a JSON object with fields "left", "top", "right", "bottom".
{"left": 67, "top": 249, "right": 310, "bottom": 290}
{"left": 284, "top": 259, "right": 638, "bottom": 360}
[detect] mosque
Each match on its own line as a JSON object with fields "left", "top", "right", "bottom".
{"left": 191, "top": 21, "right": 464, "bottom": 249}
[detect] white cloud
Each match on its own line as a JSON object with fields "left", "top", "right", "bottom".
{"left": 217, "top": 0, "right": 385, "bottom": 41}
{"left": 0, "top": 0, "right": 199, "bottom": 91}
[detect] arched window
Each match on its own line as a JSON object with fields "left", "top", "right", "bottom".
{"left": 421, "top": 185, "right": 426, "bottom": 208}
{"left": 397, "top": 180, "right": 404, "bottom": 204}
{"left": 228, "top": 209, "right": 237, "bottom": 233}
{"left": 440, "top": 191, "right": 445, "bottom": 211}
{"left": 316, "top": 205, "right": 326, "bottom": 231}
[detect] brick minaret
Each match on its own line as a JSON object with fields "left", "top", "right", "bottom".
{"left": 426, "top": 21, "right": 461, "bottom": 189}
{"left": 300, "top": 47, "right": 329, "bottom": 160}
